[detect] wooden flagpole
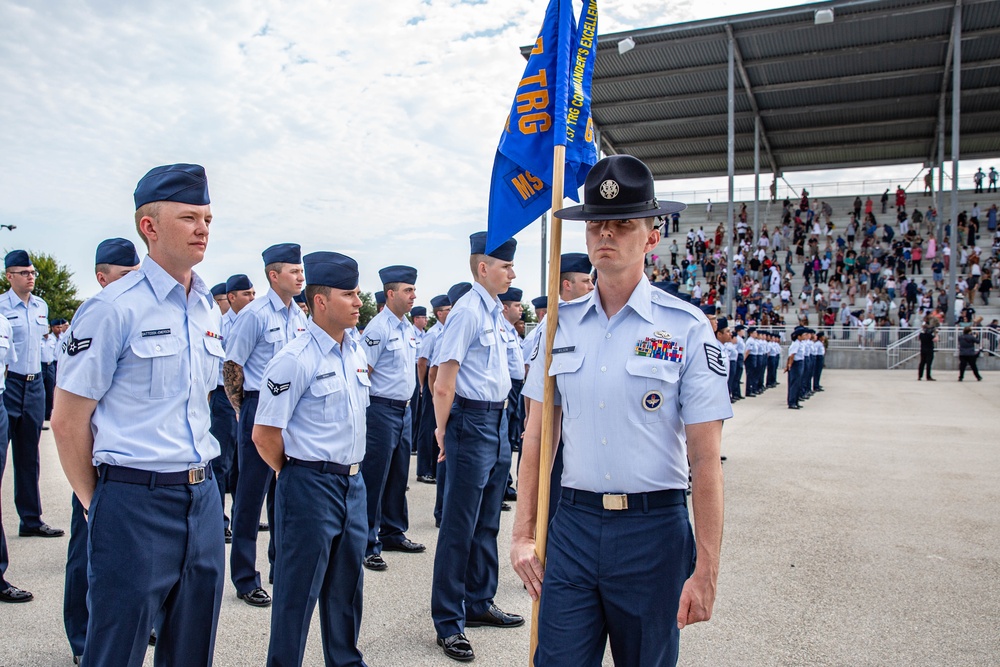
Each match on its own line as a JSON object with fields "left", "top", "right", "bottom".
{"left": 529, "top": 143, "right": 566, "bottom": 664}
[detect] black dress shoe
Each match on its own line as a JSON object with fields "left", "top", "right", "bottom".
{"left": 500, "top": 502, "right": 511, "bottom": 512}
{"left": 466, "top": 603, "right": 524, "bottom": 628}
{"left": 363, "top": 554, "right": 388, "bottom": 571}
{"left": 0, "top": 585, "right": 33, "bottom": 603}
{"left": 224, "top": 528, "right": 233, "bottom": 544}
{"left": 437, "top": 633, "right": 475, "bottom": 661}
{"left": 19, "top": 523, "right": 65, "bottom": 538}
{"left": 237, "top": 587, "right": 271, "bottom": 607}
{"left": 788, "top": 404, "right": 801, "bottom": 410}
{"left": 416, "top": 475, "right": 436, "bottom": 484}
{"left": 504, "top": 490, "right": 518, "bottom": 501}
{"left": 258, "top": 522, "right": 269, "bottom": 532}
{"left": 41, "top": 425, "right": 50, "bottom": 430}
{"left": 382, "top": 538, "right": 426, "bottom": 553}
{"left": 149, "top": 630, "right": 157, "bottom": 646}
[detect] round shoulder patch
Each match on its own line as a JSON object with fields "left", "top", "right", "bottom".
{"left": 642, "top": 390, "right": 663, "bottom": 411}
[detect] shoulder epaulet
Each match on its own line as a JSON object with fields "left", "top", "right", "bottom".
{"left": 94, "top": 269, "right": 145, "bottom": 303}
{"left": 649, "top": 288, "right": 707, "bottom": 322}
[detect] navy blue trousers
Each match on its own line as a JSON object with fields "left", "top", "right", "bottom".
{"left": 43, "top": 361, "right": 56, "bottom": 420}
{"left": 766, "top": 355, "right": 779, "bottom": 387}
{"left": 361, "top": 401, "right": 411, "bottom": 555}
{"left": 745, "top": 356, "right": 756, "bottom": 395}
{"left": 268, "top": 463, "right": 367, "bottom": 667}
{"left": 732, "top": 354, "right": 744, "bottom": 398}
{"left": 431, "top": 403, "right": 510, "bottom": 638}
{"left": 4, "top": 375, "right": 45, "bottom": 530}
{"left": 535, "top": 493, "right": 694, "bottom": 667}
{"left": 813, "top": 356, "right": 825, "bottom": 390}
{"left": 800, "top": 357, "right": 813, "bottom": 400}
{"left": 208, "top": 388, "right": 238, "bottom": 530}
{"left": 788, "top": 361, "right": 802, "bottom": 407}
{"left": 409, "top": 377, "right": 421, "bottom": 452}
{"left": 64, "top": 494, "right": 89, "bottom": 656}
{"left": 505, "top": 379, "right": 523, "bottom": 495}
{"left": 82, "top": 471, "right": 224, "bottom": 667}
{"left": 415, "top": 382, "right": 437, "bottom": 479}
{"left": 230, "top": 394, "right": 276, "bottom": 594}
{"left": 0, "top": 399, "right": 10, "bottom": 589}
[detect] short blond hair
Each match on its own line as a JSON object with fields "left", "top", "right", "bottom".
{"left": 134, "top": 202, "right": 162, "bottom": 248}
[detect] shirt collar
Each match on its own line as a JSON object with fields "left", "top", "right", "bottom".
{"left": 267, "top": 289, "right": 289, "bottom": 313}
{"left": 577, "top": 277, "right": 654, "bottom": 326}
{"left": 140, "top": 256, "right": 211, "bottom": 307}
{"left": 471, "top": 282, "right": 501, "bottom": 315}
{"left": 308, "top": 320, "right": 356, "bottom": 358}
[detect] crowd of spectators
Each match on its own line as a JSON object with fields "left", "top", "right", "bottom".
{"left": 645, "top": 182, "right": 1000, "bottom": 349}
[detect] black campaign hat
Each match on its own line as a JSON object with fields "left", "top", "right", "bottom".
{"left": 554, "top": 154, "right": 685, "bottom": 221}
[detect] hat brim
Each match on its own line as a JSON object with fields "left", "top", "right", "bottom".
{"left": 554, "top": 200, "right": 687, "bottom": 221}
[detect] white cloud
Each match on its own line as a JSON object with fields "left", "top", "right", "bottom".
{"left": 0, "top": 0, "right": 913, "bottom": 304}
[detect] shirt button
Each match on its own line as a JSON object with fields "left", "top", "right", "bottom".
{"left": 155, "top": 345, "right": 161, "bottom": 351}
{"left": 599, "top": 401, "right": 605, "bottom": 409}
{"left": 605, "top": 333, "right": 612, "bottom": 339}
{"left": 601, "top": 437, "right": 607, "bottom": 445}
{"left": 652, "top": 367, "right": 658, "bottom": 373}
{"left": 600, "top": 366, "right": 607, "bottom": 372}
{"left": 605, "top": 473, "right": 611, "bottom": 480}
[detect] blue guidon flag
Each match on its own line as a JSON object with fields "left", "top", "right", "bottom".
{"left": 486, "top": 0, "right": 599, "bottom": 253}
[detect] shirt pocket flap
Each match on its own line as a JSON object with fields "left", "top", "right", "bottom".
{"left": 203, "top": 336, "right": 225, "bottom": 358}
{"left": 129, "top": 336, "right": 183, "bottom": 359}
{"left": 309, "top": 375, "right": 344, "bottom": 397}
{"left": 0, "top": 337, "right": 9, "bottom": 349}
{"left": 625, "top": 356, "right": 680, "bottom": 383}
{"left": 478, "top": 331, "right": 497, "bottom": 347}
{"left": 548, "top": 352, "right": 584, "bottom": 376}
{"left": 357, "top": 370, "right": 371, "bottom": 387}
{"left": 264, "top": 328, "right": 284, "bottom": 344}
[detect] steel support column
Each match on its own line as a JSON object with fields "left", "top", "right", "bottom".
{"left": 947, "top": 0, "right": 962, "bottom": 325}
{"left": 725, "top": 28, "right": 736, "bottom": 319}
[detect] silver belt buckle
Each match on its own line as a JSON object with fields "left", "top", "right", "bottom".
{"left": 602, "top": 494, "right": 628, "bottom": 511}
{"left": 26, "top": 374, "right": 36, "bottom": 381}
{"left": 405, "top": 400, "right": 410, "bottom": 407}
{"left": 503, "top": 398, "right": 509, "bottom": 410}
{"left": 188, "top": 468, "right": 206, "bottom": 484}
{"left": 348, "top": 463, "right": 360, "bottom": 476}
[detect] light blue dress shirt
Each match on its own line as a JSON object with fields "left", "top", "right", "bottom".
{"left": 362, "top": 307, "right": 417, "bottom": 400}
{"left": 216, "top": 308, "right": 235, "bottom": 387}
{"left": 433, "top": 282, "right": 511, "bottom": 403}
{"left": 255, "top": 321, "right": 370, "bottom": 464}
{"left": 56, "top": 256, "right": 223, "bottom": 473}
{"left": 788, "top": 339, "right": 802, "bottom": 360}
{"left": 503, "top": 319, "right": 525, "bottom": 381}
{"left": 225, "top": 289, "right": 308, "bottom": 392}
{"left": 522, "top": 278, "right": 732, "bottom": 494}
{"left": 0, "top": 289, "right": 49, "bottom": 375}
{"left": 419, "top": 323, "right": 442, "bottom": 365}
{"left": 0, "top": 317, "right": 18, "bottom": 392}
{"left": 41, "top": 332, "right": 58, "bottom": 364}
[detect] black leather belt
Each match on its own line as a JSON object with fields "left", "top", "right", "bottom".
{"left": 98, "top": 464, "right": 212, "bottom": 486}
{"left": 243, "top": 390, "right": 260, "bottom": 398}
{"left": 370, "top": 395, "right": 409, "bottom": 409}
{"left": 562, "top": 487, "right": 686, "bottom": 511}
{"left": 7, "top": 371, "right": 40, "bottom": 382}
{"left": 286, "top": 457, "right": 361, "bottom": 476}
{"left": 455, "top": 395, "right": 508, "bottom": 411}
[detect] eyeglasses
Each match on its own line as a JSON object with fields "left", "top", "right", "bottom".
{"left": 9, "top": 270, "right": 37, "bottom": 278}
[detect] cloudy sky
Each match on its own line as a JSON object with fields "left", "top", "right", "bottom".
{"left": 1, "top": 0, "right": 892, "bottom": 303}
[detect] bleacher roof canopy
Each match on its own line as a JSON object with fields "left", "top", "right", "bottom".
{"left": 525, "top": 0, "right": 1000, "bottom": 181}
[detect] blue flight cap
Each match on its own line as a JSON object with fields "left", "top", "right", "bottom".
{"left": 226, "top": 274, "right": 253, "bottom": 292}
{"left": 560, "top": 252, "right": 592, "bottom": 275}
{"left": 262, "top": 243, "right": 301, "bottom": 265}
{"left": 499, "top": 287, "right": 523, "bottom": 303}
{"left": 95, "top": 238, "right": 140, "bottom": 267}
{"left": 133, "top": 163, "right": 210, "bottom": 210}
{"left": 448, "top": 282, "right": 472, "bottom": 305}
{"left": 716, "top": 317, "right": 729, "bottom": 330}
{"left": 378, "top": 265, "right": 418, "bottom": 286}
{"left": 531, "top": 296, "right": 548, "bottom": 310}
{"left": 410, "top": 306, "right": 427, "bottom": 317}
{"left": 4, "top": 250, "right": 31, "bottom": 269}
{"left": 210, "top": 283, "right": 227, "bottom": 298}
{"left": 375, "top": 291, "right": 385, "bottom": 305}
{"left": 431, "top": 294, "right": 450, "bottom": 310}
{"left": 701, "top": 304, "right": 717, "bottom": 316}
{"left": 677, "top": 293, "right": 692, "bottom": 303}
{"left": 748, "top": 326, "right": 757, "bottom": 334}
{"left": 302, "top": 251, "right": 359, "bottom": 290}
{"left": 470, "top": 232, "right": 516, "bottom": 261}
{"left": 293, "top": 293, "right": 306, "bottom": 304}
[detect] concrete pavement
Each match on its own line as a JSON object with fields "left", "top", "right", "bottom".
{"left": 1, "top": 369, "right": 997, "bottom": 665}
